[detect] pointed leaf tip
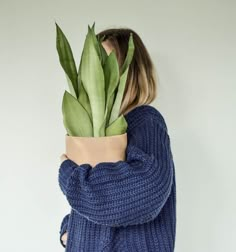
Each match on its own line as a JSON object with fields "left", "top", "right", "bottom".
{"left": 92, "top": 22, "right": 95, "bottom": 30}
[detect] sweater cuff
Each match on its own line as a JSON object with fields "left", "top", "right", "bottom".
{"left": 59, "top": 214, "right": 70, "bottom": 248}
{"left": 58, "top": 159, "right": 77, "bottom": 195}
{"left": 58, "top": 159, "right": 92, "bottom": 195}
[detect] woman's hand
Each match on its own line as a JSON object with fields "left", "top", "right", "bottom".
{"left": 60, "top": 153, "right": 68, "bottom": 163}
{"left": 61, "top": 232, "right": 68, "bottom": 246}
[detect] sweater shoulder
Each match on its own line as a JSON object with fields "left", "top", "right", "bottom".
{"left": 124, "top": 104, "right": 168, "bottom": 132}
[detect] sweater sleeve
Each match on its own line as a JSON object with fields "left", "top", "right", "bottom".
{"left": 58, "top": 114, "right": 174, "bottom": 227}
{"left": 59, "top": 213, "right": 70, "bottom": 248}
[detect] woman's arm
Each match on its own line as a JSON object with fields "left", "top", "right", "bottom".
{"left": 59, "top": 213, "right": 70, "bottom": 248}
{"left": 58, "top": 113, "right": 174, "bottom": 227}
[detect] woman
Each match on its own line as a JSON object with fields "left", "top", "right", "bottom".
{"left": 58, "top": 27, "right": 176, "bottom": 252}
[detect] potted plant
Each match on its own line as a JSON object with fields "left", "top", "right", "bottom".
{"left": 55, "top": 22, "right": 135, "bottom": 167}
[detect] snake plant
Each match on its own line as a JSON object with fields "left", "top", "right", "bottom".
{"left": 56, "top": 22, "right": 135, "bottom": 137}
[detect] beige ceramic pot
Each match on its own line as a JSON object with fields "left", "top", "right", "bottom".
{"left": 65, "top": 132, "right": 127, "bottom": 168}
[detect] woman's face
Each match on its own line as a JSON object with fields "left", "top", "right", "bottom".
{"left": 101, "top": 40, "right": 114, "bottom": 55}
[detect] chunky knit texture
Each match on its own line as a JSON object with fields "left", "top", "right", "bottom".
{"left": 58, "top": 104, "right": 176, "bottom": 252}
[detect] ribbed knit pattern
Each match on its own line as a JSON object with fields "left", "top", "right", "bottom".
{"left": 58, "top": 104, "right": 176, "bottom": 252}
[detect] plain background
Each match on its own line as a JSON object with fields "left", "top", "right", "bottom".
{"left": 0, "top": 0, "right": 235, "bottom": 251}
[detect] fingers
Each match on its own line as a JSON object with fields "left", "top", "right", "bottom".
{"left": 61, "top": 232, "right": 68, "bottom": 245}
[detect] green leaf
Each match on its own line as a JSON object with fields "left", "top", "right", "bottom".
{"left": 109, "top": 33, "right": 135, "bottom": 125}
{"left": 80, "top": 25, "right": 105, "bottom": 137}
{"left": 105, "top": 114, "right": 128, "bottom": 136}
{"left": 65, "top": 73, "right": 77, "bottom": 98}
{"left": 90, "top": 23, "right": 102, "bottom": 61}
{"left": 99, "top": 42, "right": 108, "bottom": 67}
{"left": 77, "top": 79, "right": 92, "bottom": 122}
{"left": 109, "top": 66, "right": 129, "bottom": 125}
{"left": 77, "top": 47, "right": 92, "bottom": 121}
{"left": 103, "top": 51, "right": 120, "bottom": 128}
{"left": 120, "top": 33, "right": 135, "bottom": 75}
{"left": 106, "top": 91, "right": 116, "bottom": 127}
{"left": 55, "top": 22, "right": 78, "bottom": 98}
{"left": 91, "top": 22, "right": 108, "bottom": 66}
{"left": 62, "top": 90, "right": 93, "bottom": 136}
{"left": 104, "top": 51, "right": 119, "bottom": 98}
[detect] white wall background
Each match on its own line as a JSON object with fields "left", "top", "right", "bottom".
{"left": 0, "top": 0, "right": 235, "bottom": 251}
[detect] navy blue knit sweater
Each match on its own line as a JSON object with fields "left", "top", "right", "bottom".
{"left": 58, "top": 104, "right": 176, "bottom": 252}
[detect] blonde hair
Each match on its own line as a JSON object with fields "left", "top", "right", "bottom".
{"left": 96, "top": 27, "right": 158, "bottom": 116}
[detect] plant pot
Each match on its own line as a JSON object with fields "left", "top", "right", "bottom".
{"left": 65, "top": 133, "right": 127, "bottom": 168}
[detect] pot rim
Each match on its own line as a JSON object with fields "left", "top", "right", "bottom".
{"left": 65, "top": 132, "right": 127, "bottom": 139}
